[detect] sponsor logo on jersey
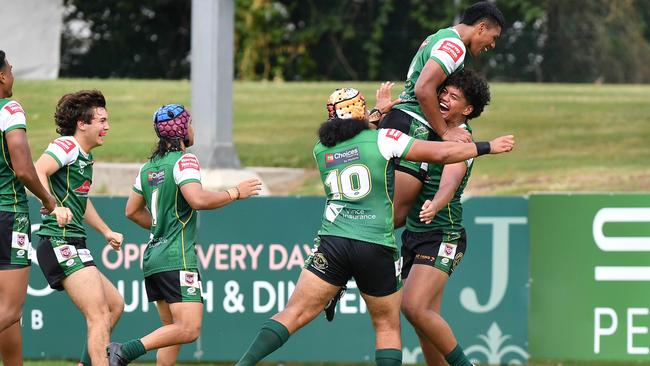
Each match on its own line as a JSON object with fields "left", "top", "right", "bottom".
{"left": 147, "top": 170, "right": 165, "bottom": 186}
{"left": 187, "top": 287, "right": 197, "bottom": 295}
{"left": 74, "top": 180, "right": 91, "bottom": 195}
{"left": 78, "top": 159, "right": 93, "bottom": 174}
{"left": 185, "top": 273, "right": 195, "bottom": 285}
{"left": 4, "top": 102, "right": 24, "bottom": 115}
{"left": 178, "top": 155, "right": 200, "bottom": 171}
{"left": 60, "top": 246, "right": 72, "bottom": 259}
{"left": 16, "top": 234, "right": 26, "bottom": 247}
{"left": 16, "top": 249, "right": 25, "bottom": 258}
{"left": 385, "top": 129, "right": 404, "bottom": 141}
{"left": 452, "top": 252, "right": 464, "bottom": 270}
{"left": 53, "top": 138, "right": 76, "bottom": 153}
{"left": 325, "top": 147, "right": 360, "bottom": 167}
{"left": 438, "top": 242, "right": 457, "bottom": 259}
{"left": 438, "top": 40, "right": 463, "bottom": 62}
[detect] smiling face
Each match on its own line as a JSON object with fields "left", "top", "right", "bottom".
{"left": 77, "top": 107, "right": 109, "bottom": 150}
{"left": 468, "top": 21, "right": 501, "bottom": 57}
{"left": 438, "top": 85, "right": 473, "bottom": 125}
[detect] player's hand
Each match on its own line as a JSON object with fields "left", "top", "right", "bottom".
{"left": 40, "top": 194, "right": 57, "bottom": 215}
{"left": 489, "top": 135, "right": 515, "bottom": 154}
{"left": 51, "top": 206, "right": 73, "bottom": 227}
{"left": 236, "top": 178, "right": 262, "bottom": 199}
{"left": 442, "top": 127, "right": 472, "bottom": 142}
{"left": 419, "top": 199, "right": 437, "bottom": 224}
{"left": 375, "top": 82, "right": 401, "bottom": 114}
{"left": 105, "top": 231, "right": 123, "bottom": 251}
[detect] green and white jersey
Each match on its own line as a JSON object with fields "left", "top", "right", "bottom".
{"left": 39, "top": 137, "right": 93, "bottom": 238}
{"left": 0, "top": 99, "right": 28, "bottom": 213}
{"left": 133, "top": 151, "right": 201, "bottom": 277}
{"left": 314, "top": 128, "right": 415, "bottom": 248}
{"left": 406, "top": 124, "right": 473, "bottom": 232}
{"left": 395, "top": 28, "right": 466, "bottom": 128}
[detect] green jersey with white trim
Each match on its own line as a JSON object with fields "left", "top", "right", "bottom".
{"left": 406, "top": 124, "right": 473, "bottom": 232}
{"left": 133, "top": 151, "right": 201, "bottom": 277}
{"left": 0, "top": 99, "right": 28, "bottom": 213}
{"left": 394, "top": 28, "right": 466, "bottom": 126}
{"left": 314, "top": 128, "right": 415, "bottom": 248}
{"left": 38, "top": 137, "right": 93, "bottom": 238}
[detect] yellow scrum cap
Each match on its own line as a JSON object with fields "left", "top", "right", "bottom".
{"left": 326, "top": 88, "right": 367, "bottom": 120}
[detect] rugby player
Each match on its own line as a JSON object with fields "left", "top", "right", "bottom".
{"left": 401, "top": 69, "right": 492, "bottom": 366}
{"left": 34, "top": 90, "right": 124, "bottom": 366}
{"left": 378, "top": 1, "right": 505, "bottom": 228}
{"left": 106, "top": 104, "right": 261, "bottom": 366}
{"left": 0, "top": 50, "right": 71, "bottom": 366}
{"left": 235, "top": 88, "right": 514, "bottom": 366}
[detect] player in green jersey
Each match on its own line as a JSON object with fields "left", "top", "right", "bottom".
{"left": 400, "top": 69, "right": 492, "bottom": 366}
{"left": 235, "top": 88, "right": 514, "bottom": 366}
{"left": 34, "top": 90, "right": 124, "bottom": 366}
{"left": 106, "top": 104, "right": 261, "bottom": 366}
{"left": 378, "top": 1, "right": 505, "bottom": 229}
{"left": 0, "top": 50, "right": 71, "bottom": 366}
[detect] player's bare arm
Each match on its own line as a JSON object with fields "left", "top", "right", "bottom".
{"left": 34, "top": 153, "right": 73, "bottom": 227}
{"left": 415, "top": 60, "right": 471, "bottom": 143}
{"left": 5, "top": 128, "right": 56, "bottom": 213}
{"left": 419, "top": 162, "right": 467, "bottom": 224}
{"left": 85, "top": 198, "right": 123, "bottom": 251}
{"left": 125, "top": 191, "right": 152, "bottom": 230}
{"left": 179, "top": 178, "right": 262, "bottom": 210}
{"left": 405, "top": 134, "right": 514, "bottom": 164}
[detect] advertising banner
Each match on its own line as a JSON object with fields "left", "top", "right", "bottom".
{"left": 529, "top": 194, "right": 650, "bottom": 362}
{"left": 23, "top": 196, "right": 528, "bottom": 363}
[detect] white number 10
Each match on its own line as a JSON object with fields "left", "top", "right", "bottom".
{"left": 324, "top": 165, "right": 371, "bottom": 200}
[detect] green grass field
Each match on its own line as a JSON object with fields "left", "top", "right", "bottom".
{"left": 13, "top": 80, "right": 650, "bottom": 195}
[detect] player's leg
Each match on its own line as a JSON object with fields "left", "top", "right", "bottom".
{"left": 351, "top": 240, "right": 404, "bottom": 366}
{"left": 0, "top": 321, "right": 23, "bottom": 366}
{"left": 0, "top": 266, "right": 28, "bottom": 331}
{"left": 377, "top": 110, "right": 430, "bottom": 228}
{"left": 236, "top": 236, "right": 347, "bottom": 366}
{"left": 107, "top": 269, "right": 203, "bottom": 365}
{"left": 401, "top": 231, "right": 471, "bottom": 366}
{"left": 153, "top": 301, "right": 181, "bottom": 366}
{"left": 98, "top": 270, "right": 125, "bottom": 330}
{"left": 64, "top": 266, "right": 112, "bottom": 366}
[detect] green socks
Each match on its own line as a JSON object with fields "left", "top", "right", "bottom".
{"left": 375, "top": 348, "right": 402, "bottom": 366}
{"left": 79, "top": 342, "right": 91, "bottom": 366}
{"left": 120, "top": 339, "right": 147, "bottom": 361}
{"left": 445, "top": 344, "right": 473, "bottom": 366}
{"left": 236, "top": 319, "right": 290, "bottom": 366}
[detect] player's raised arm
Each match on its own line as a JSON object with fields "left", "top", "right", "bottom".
{"left": 404, "top": 134, "right": 514, "bottom": 164}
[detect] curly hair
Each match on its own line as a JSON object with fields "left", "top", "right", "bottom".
{"left": 0, "top": 50, "right": 6, "bottom": 70}
{"left": 460, "top": 1, "right": 506, "bottom": 29}
{"left": 54, "top": 90, "right": 106, "bottom": 136}
{"left": 444, "top": 69, "right": 490, "bottom": 120}
{"left": 318, "top": 117, "right": 369, "bottom": 147}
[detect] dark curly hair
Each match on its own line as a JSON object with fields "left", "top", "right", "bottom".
{"left": 0, "top": 50, "right": 6, "bottom": 70}
{"left": 318, "top": 117, "right": 369, "bottom": 147}
{"left": 443, "top": 69, "right": 490, "bottom": 120}
{"left": 460, "top": 1, "right": 506, "bottom": 29}
{"left": 54, "top": 90, "right": 106, "bottom": 136}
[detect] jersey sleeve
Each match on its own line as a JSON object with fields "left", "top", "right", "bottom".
{"left": 132, "top": 165, "right": 144, "bottom": 194}
{"left": 0, "top": 101, "right": 27, "bottom": 133}
{"left": 173, "top": 153, "right": 202, "bottom": 186}
{"left": 44, "top": 137, "right": 79, "bottom": 167}
{"left": 376, "top": 129, "right": 415, "bottom": 160}
{"left": 430, "top": 37, "right": 466, "bottom": 76}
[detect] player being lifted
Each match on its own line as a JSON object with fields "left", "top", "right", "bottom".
{"left": 34, "top": 90, "right": 124, "bottom": 366}
{"left": 235, "top": 87, "right": 514, "bottom": 366}
{"left": 379, "top": 1, "right": 505, "bottom": 228}
{"left": 401, "top": 69, "right": 492, "bottom": 366}
{"left": 107, "top": 104, "right": 261, "bottom": 366}
{"left": 0, "top": 50, "right": 70, "bottom": 366}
